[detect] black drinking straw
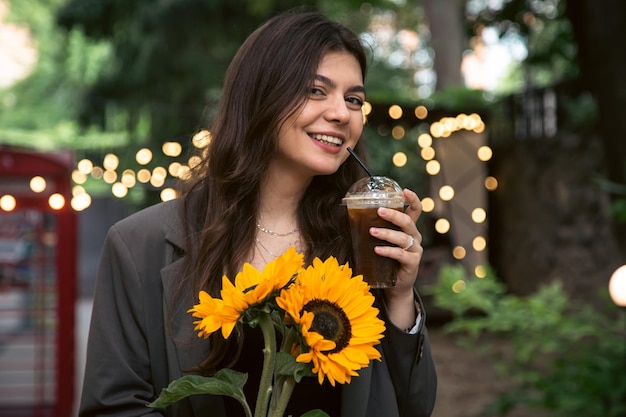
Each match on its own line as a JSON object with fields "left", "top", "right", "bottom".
{"left": 347, "top": 147, "right": 373, "bottom": 177}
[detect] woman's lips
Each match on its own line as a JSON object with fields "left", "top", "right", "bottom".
{"left": 308, "top": 133, "right": 343, "bottom": 146}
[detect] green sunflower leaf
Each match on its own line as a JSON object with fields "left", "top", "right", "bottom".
{"left": 300, "top": 410, "right": 331, "bottom": 417}
{"left": 275, "top": 352, "right": 314, "bottom": 382}
{"left": 148, "top": 369, "right": 249, "bottom": 409}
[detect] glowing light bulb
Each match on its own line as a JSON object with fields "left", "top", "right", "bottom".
{"left": 103, "top": 153, "right": 119, "bottom": 170}
{"left": 609, "top": 265, "right": 626, "bottom": 307}
{"left": 192, "top": 130, "right": 211, "bottom": 148}
{"left": 72, "top": 170, "right": 87, "bottom": 184}
{"left": 77, "top": 159, "right": 94, "bottom": 175}
{"left": 71, "top": 193, "right": 92, "bottom": 211}
{"left": 30, "top": 176, "right": 46, "bottom": 193}
{"left": 452, "top": 246, "right": 466, "bottom": 260}
{"left": 121, "top": 170, "right": 136, "bottom": 188}
{"left": 452, "top": 280, "right": 466, "bottom": 293}
{"left": 362, "top": 101, "right": 372, "bottom": 116}
{"left": 414, "top": 105, "right": 428, "bottom": 119}
{"left": 485, "top": 176, "right": 498, "bottom": 191}
{"left": 420, "top": 147, "right": 435, "bottom": 161}
{"left": 472, "top": 208, "right": 487, "bottom": 223}
{"left": 425, "top": 160, "right": 440, "bottom": 175}
{"left": 136, "top": 148, "right": 153, "bottom": 165}
{"left": 388, "top": 105, "right": 403, "bottom": 119}
{"left": 417, "top": 133, "right": 432, "bottom": 148}
{"left": 0, "top": 195, "right": 16, "bottom": 211}
{"left": 160, "top": 188, "right": 177, "bottom": 202}
{"left": 392, "top": 126, "right": 405, "bottom": 139}
{"left": 392, "top": 152, "right": 407, "bottom": 167}
{"left": 475, "top": 265, "right": 487, "bottom": 278}
{"left": 112, "top": 182, "right": 128, "bottom": 198}
{"left": 439, "top": 185, "right": 454, "bottom": 201}
{"left": 421, "top": 197, "right": 435, "bottom": 212}
{"left": 435, "top": 218, "right": 450, "bottom": 234}
{"left": 162, "top": 141, "right": 183, "bottom": 157}
{"left": 137, "top": 169, "right": 151, "bottom": 183}
{"left": 477, "top": 146, "right": 493, "bottom": 161}
{"left": 473, "top": 236, "right": 487, "bottom": 251}
{"left": 49, "top": 193, "right": 65, "bottom": 210}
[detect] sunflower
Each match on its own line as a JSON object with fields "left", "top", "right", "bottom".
{"left": 276, "top": 256, "right": 386, "bottom": 386}
{"left": 189, "top": 246, "right": 304, "bottom": 339}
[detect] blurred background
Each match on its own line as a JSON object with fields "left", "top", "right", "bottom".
{"left": 0, "top": 0, "right": 625, "bottom": 416}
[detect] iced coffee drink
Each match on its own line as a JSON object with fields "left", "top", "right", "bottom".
{"left": 342, "top": 176, "right": 405, "bottom": 288}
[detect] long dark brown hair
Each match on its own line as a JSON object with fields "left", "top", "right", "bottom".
{"left": 179, "top": 10, "right": 370, "bottom": 371}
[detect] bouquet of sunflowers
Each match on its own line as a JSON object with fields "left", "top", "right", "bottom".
{"left": 149, "top": 247, "right": 385, "bottom": 417}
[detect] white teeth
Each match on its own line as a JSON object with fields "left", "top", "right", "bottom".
{"left": 310, "top": 134, "right": 342, "bottom": 146}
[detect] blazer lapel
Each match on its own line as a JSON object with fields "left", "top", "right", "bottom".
{"left": 341, "top": 364, "right": 372, "bottom": 417}
{"left": 341, "top": 344, "right": 400, "bottom": 417}
{"left": 158, "top": 200, "right": 225, "bottom": 417}
{"left": 161, "top": 257, "right": 210, "bottom": 374}
{"left": 158, "top": 199, "right": 207, "bottom": 375}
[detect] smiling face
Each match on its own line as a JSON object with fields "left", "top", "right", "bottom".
{"left": 272, "top": 51, "right": 366, "bottom": 180}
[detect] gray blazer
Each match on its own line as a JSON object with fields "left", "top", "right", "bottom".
{"left": 79, "top": 200, "right": 437, "bottom": 417}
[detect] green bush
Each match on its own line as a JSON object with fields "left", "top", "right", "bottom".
{"left": 428, "top": 264, "right": 626, "bottom": 417}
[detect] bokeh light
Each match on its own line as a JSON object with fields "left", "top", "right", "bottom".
{"left": 30, "top": 176, "right": 46, "bottom": 193}
{"left": 48, "top": 193, "right": 65, "bottom": 210}
{"left": 0, "top": 195, "right": 17, "bottom": 211}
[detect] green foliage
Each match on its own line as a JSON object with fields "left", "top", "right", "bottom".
{"left": 51, "top": 0, "right": 392, "bottom": 145}
{"left": 363, "top": 124, "right": 428, "bottom": 193}
{"left": 611, "top": 198, "right": 626, "bottom": 223}
{"left": 594, "top": 176, "right": 626, "bottom": 224}
{"left": 0, "top": 0, "right": 115, "bottom": 148}
{"left": 149, "top": 370, "right": 250, "bottom": 412}
{"left": 469, "top": 0, "right": 578, "bottom": 89}
{"left": 365, "top": 61, "right": 421, "bottom": 103}
{"left": 429, "top": 264, "right": 505, "bottom": 320}
{"left": 428, "top": 86, "right": 491, "bottom": 114}
{"left": 299, "top": 411, "right": 330, "bottom": 417}
{"left": 274, "top": 352, "right": 314, "bottom": 383}
{"left": 429, "top": 264, "right": 626, "bottom": 417}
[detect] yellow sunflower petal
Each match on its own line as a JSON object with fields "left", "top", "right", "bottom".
{"left": 221, "top": 320, "right": 238, "bottom": 339}
{"left": 189, "top": 249, "right": 306, "bottom": 341}
{"left": 275, "top": 255, "right": 386, "bottom": 385}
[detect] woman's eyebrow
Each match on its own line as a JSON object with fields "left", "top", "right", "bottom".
{"left": 315, "top": 74, "right": 366, "bottom": 95}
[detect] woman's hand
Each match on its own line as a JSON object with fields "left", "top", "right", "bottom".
{"left": 370, "top": 188, "right": 423, "bottom": 330}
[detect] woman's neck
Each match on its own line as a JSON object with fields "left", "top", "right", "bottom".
{"left": 257, "top": 165, "right": 310, "bottom": 230}
{"left": 249, "top": 166, "right": 310, "bottom": 270}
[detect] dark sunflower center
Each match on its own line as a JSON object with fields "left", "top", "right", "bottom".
{"left": 304, "top": 299, "right": 352, "bottom": 353}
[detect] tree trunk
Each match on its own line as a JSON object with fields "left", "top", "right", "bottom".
{"left": 565, "top": 0, "right": 626, "bottom": 257}
{"left": 422, "top": 0, "right": 466, "bottom": 90}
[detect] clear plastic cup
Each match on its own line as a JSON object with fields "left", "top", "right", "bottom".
{"left": 342, "top": 176, "right": 406, "bottom": 288}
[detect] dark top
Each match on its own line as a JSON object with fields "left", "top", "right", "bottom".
{"left": 223, "top": 326, "right": 341, "bottom": 416}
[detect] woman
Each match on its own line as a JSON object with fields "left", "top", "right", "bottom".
{"left": 79, "top": 10, "right": 437, "bottom": 417}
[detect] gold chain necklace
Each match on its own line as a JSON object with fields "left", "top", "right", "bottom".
{"left": 256, "top": 223, "right": 298, "bottom": 237}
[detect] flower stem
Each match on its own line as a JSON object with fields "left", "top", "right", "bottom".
{"left": 254, "top": 312, "right": 276, "bottom": 417}
{"left": 281, "top": 326, "right": 298, "bottom": 353}
{"left": 268, "top": 377, "right": 296, "bottom": 417}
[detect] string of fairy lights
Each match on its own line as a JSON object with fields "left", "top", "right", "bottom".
{"left": 361, "top": 103, "right": 495, "bottom": 279}
{"left": 0, "top": 103, "right": 496, "bottom": 279}
{"left": 68, "top": 130, "right": 211, "bottom": 211}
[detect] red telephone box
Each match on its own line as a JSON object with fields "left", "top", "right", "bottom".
{"left": 0, "top": 147, "right": 76, "bottom": 417}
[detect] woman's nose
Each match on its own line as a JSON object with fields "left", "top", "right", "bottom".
{"left": 324, "top": 96, "right": 350, "bottom": 124}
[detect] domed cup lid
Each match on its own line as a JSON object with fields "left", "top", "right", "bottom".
{"left": 342, "top": 176, "right": 405, "bottom": 208}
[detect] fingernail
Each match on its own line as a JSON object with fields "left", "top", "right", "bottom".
{"left": 370, "top": 227, "right": 379, "bottom": 235}
{"left": 378, "top": 208, "right": 387, "bottom": 215}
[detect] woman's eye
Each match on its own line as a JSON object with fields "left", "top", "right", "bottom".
{"left": 346, "top": 96, "right": 364, "bottom": 108}
{"left": 310, "top": 87, "right": 325, "bottom": 96}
